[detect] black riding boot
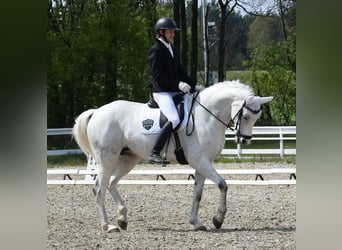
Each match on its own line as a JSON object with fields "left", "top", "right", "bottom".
{"left": 148, "top": 121, "right": 173, "bottom": 164}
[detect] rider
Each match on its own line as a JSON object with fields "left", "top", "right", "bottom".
{"left": 148, "top": 17, "right": 200, "bottom": 164}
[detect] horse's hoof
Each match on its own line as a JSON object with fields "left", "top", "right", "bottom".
{"left": 103, "top": 224, "right": 120, "bottom": 233}
{"left": 118, "top": 220, "right": 128, "bottom": 230}
{"left": 212, "top": 215, "right": 223, "bottom": 229}
{"left": 107, "top": 224, "right": 120, "bottom": 233}
{"left": 195, "top": 225, "right": 207, "bottom": 231}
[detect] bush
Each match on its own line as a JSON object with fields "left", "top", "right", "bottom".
{"left": 244, "top": 41, "right": 296, "bottom": 126}
{"left": 226, "top": 70, "right": 253, "bottom": 84}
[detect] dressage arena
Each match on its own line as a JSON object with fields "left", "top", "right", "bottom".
{"left": 47, "top": 162, "right": 296, "bottom": 249}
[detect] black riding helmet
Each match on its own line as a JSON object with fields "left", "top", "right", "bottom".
{"left": 155, "top": 17, "right": 180, "bottom": 31}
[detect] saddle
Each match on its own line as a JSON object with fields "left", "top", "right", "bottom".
{"left": 144, "top": 93, "right": 188, "bottom": 165}
{"left": 146, "top": 93, "right": 186, "bottom": 131}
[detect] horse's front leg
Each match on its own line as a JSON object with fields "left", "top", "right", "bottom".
{"left": 212, "top": 177, "right": 228, "bottom": 229}
{"left": 190, "top": 158, "right": 228, "bottom": 229}
{"left": 189, "top": 171, "right": 207, "bottom": 231}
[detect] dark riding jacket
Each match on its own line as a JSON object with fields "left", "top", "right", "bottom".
{"left": 148, "top": 39, "right": 196, "bottom": 93}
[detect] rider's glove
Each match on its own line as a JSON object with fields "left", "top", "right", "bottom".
{"left": 195, "top": 85, "right": 205, "bottom": 92}
{"left": 178, "top": 81, "right": 191, "bottom": 93}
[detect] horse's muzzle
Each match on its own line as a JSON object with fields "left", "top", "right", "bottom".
{"left": 235, "top": 135, "right": 252, "bottom": 145}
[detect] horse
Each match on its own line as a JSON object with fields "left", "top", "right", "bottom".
{"left": 72, "top": 80, "right": 273, "bottom": 232}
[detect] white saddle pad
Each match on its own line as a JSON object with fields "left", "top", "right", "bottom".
{"left": 140, "top": 104, "right": 189, "bottom": 134}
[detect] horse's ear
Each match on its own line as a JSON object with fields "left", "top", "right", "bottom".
{"left": 246, "top": 95, "right": 273, "bottom": 107}
{"left": 246, "top": 95, "right": 273, "bottom": 105}
{"left": 246, "top": 95, "right": 256, "bottom": 105}
{"left": 259, "top": 96, "right": 273, "bottom": 104}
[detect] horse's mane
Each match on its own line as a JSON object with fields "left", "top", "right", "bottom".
{"left": 201, "top": 80, "right": 254, "bottom": 101}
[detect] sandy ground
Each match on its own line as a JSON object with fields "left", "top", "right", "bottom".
{"left": 47, "top": 163, "right": 296, "bottom": 249}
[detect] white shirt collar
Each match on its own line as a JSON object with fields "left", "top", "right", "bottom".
{"left": 158, "top": 38, "right": 173, "bottom": 57}
{"left": 158, "top": 38, "right": 171, "bottom": 48}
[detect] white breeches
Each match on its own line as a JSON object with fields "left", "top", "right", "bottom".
{"left": 152, "top": 92, "right": 180, "bottom": 129}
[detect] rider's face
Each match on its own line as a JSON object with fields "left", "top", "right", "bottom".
{"left": 163, "top": 29, "right": 176, "bottom": 43}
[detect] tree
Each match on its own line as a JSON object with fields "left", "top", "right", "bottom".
{"left": 180, "top": 0, "right": 188, "bottom": 70}
{"left": 247, "top": 16, "right": 282, "bottom": 51}
{"left": 47, "top": 0, "right": 152, "bottom": 127}
{"left": 226, "top": 13, "right": 254, "bottom": 70}
{"left": 245, "top": 41, "right": 296, "bottom": 125}
{"left": 190, "top": 0, "right": 198, "bottom": 81}
{"left": 278, "top": 0, "right": 296, "bottom": 72}
{"left": 244, "top": 0, "right": 296, "bottom": 125}
{"left": 173, "top": 0, "right": 180, "bottom": 55}
{"left": 217, "top": 0, "right": 240, "bottom": 81}
{"left": 173, "top": 0, "right": 189, "bottom": 72}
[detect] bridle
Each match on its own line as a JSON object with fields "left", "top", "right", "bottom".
{"left": 232, "top": 101, "right": 262, "bottom": 140}
{"left": 186, "top": 92, "right": 261, "bottom": 141}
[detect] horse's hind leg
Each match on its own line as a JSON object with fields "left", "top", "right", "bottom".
{"left": 108, "top": 154, "right": 140, "bottom": 231}
{"left": 93, "top": 156, "right": 120, "bottom": 233}
{"left": 189, "top": 171, "right": 207, "bottom": 231}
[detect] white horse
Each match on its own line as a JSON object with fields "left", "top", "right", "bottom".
{"left": 72, "top": 80, "right": 273, "bottom": 232}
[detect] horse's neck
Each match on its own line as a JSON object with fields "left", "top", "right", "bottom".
{"left": 196, "top": 90, "right": 233, "bottom": 125}
{"left": 193, "top": 83, "right": 252, "bottom": 128}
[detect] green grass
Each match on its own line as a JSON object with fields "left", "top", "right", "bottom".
{"left": 225, "top": 139, "right": 296, "bottom": 150}
{"left": 214, "top": 156, "right": 296, "bottom": 164}
{"left": 47, "top": 154, "right": 87, "bottom": 168}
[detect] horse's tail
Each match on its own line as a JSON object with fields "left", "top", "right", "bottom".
{"left": 72, "top": 109, "right": 96, "bottom": 158}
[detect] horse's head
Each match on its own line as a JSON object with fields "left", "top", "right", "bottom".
{"left": 231, "top": 95, "right": 273, "bottom": 145}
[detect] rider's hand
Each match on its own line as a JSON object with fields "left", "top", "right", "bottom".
{"left": 178, "top": 81, "right": 191, "bottom": 93}
{"left": 195, "top": 85, "right": 205, "bottom": 92}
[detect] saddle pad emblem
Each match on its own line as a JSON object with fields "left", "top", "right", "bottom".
{"left": 142, "top": 119, "right": 154, "bottom": 130}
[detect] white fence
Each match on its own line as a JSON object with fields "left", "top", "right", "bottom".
{"left": 223, "top": 126, "right": 296, "bottom": 158}
{"left": 47, "top": 126, "right": 296, "bottom": 158}
{"left": 47, "top": 168, "right": 296, "bottom": 186}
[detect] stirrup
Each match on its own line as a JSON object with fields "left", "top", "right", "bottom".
{"left": 148, "top": 154, "right": 170, "bottom": 165}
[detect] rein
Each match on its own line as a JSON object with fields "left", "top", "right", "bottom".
{"left": 186, "top": 92, "right": 261, "bottom": 140}
{"left": 186, "top": 91, "right": 234, "bottom": 135}
{"left": 185, "top": 91, "right": 199, "bottom": 135}
{"left": 196, "top": 99, "right": 233, "bottom": 129}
